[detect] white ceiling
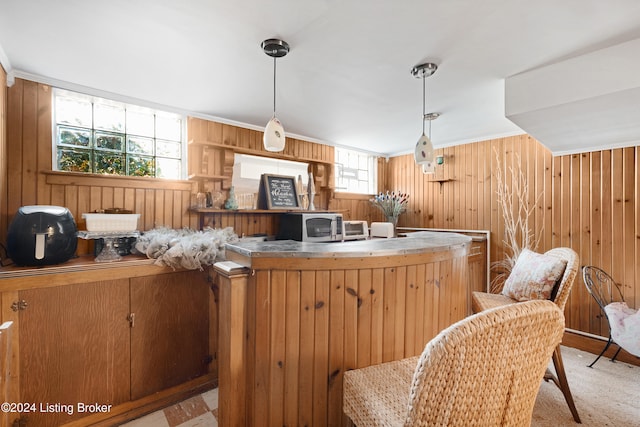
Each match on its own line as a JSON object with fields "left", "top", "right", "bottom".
{"left": 2, "top": 0, "right": 640, "bottom": 156}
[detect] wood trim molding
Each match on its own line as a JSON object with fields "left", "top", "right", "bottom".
{"left": 333, "top": 192, "right": 372, "bottom": 200}
{"left": 562, "top": 330, "right": 639, "bottom": 367}
{"left": 188, "top": 139, "right": 334, "bottom": 166}
{"left": 44, "top": 170, "right": 197, "bottom": 191}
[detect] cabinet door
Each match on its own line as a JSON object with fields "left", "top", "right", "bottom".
{"left": 130, "top": 271, "right": 210, "bottom": 400}
{"left": 19, "top": 280, "right": 131, "bottom": 427}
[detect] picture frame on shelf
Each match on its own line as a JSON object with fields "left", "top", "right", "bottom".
{"left": 257, "top": 174, "right": 301, "bottom": 210}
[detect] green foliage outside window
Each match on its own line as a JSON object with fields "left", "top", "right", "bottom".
{"left": 95, "top": 133, "right": 125, "bottom": 151}
{"left": 59, "top": 127, "right": 90, "bottom": 147}
{"left": 58, "top": 148, "right": 91, "bottom": 172}
{"left": 95, "top": 153, "right": 125, "bottom": 175}
{"left": 128, "top": 156, "right": 155, "bottom": 177}
{"left": 54, "top": 89, "right": 183, "bottom": 179}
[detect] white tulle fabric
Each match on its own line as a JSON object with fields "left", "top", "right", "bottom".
{"left": 134, "top": 227, "right": 238, "bottom": 270}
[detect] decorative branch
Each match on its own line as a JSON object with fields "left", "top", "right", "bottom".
{"left": 490, "top": 148, "right": 543, "bottom": 292}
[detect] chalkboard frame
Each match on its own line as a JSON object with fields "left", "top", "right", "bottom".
{"left": 259, "top": 174, "right": 301, "bottom": 210}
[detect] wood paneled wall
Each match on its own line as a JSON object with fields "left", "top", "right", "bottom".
{"left": 187, "top": 116, "right": 335, "bottom": 215}
{"left": 343, "top": 134, "right": 638, "bottom": 343}
{"left": 3, "top": 76, "right": 639, "bottom": 346}
{"left": 2, "top": 80, "right": 337, "bottom": 253}
{"left": 188, "top": 117, "right": 335, "bottom": 166}
{"left": 4, "top": 79, "right": 201, "bottom": 254}
{"left": 0, "top": 66, "right": 7, "bottom": 247}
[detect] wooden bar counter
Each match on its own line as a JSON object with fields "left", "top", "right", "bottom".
{"left": 215, "top": 231, "right": 471, "bottom": 427}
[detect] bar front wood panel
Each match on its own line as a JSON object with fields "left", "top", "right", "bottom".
{"left": 220, "top": 251, "right": 468, "bottom": 427}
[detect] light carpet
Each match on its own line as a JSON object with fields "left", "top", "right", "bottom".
{"left": 532, "top": 346, "right": 639, "bottom": 426}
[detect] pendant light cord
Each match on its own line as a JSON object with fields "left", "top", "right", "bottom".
{"left": 422, "top": 74, "right": 426, "bottom": 135}
{"left": 273, "top": 56, "right": 277, "bottom": 116}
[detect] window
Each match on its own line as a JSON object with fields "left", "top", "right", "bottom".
{"left": 53, "top": 89, "right": 185, "bottom": 179}
{"left": 335, "top": 147, "right": 377, "bottom": 194}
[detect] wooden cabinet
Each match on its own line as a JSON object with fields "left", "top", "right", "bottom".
{"left": 0, "top": 261, "right": 216, "bottom": 427}
{"left": 130, "top": 272, "right": 210, "bottom": 400}
{"left": 19, "top": 280, "right": 131, "bottom": 427}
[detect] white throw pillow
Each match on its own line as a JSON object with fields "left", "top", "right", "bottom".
{"left": 502, "top": 249, "right": 567, "bottom": 302}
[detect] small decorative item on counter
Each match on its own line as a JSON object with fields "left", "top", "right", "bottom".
{"left": 95, "top": 236, "right": 137, "bottom": 257}
{"left": 211, "top": 191, "right": 224, "bottom": 209}
{"left": 307, "top": 172, "right": 316, "bottom": 211}
{"left": 104, "top": 207, "right": 132, "bottom": 214}
{"left": 195, "top": 192, "right": 207, "bottom": 209}
{"left": 236, "top": 192, "right": 255, "bottom": 209}
{"left": 225, "top": 186, "right": 239, "bottom": 210}
{"left": 370, "top": 191, "right": 409, "bottom": 235}
{"left": 297, "top": 175, "right": 308, "bottom": 209}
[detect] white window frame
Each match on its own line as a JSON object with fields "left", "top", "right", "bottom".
{"left": 334, "top": 146, "right": 378, "bottom": 194}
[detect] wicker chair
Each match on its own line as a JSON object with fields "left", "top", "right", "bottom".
{"left": 343, "top": 300, "right": 564, "bottom": 426}
{"left": 471, "top": 247, "right": 581, "bottom": 423}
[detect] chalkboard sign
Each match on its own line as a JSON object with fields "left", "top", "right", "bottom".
{"left": 258, "top": 174, "right": 300, "bottom": 209}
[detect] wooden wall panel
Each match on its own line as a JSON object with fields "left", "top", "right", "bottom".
{"left": 3, "top": 78, "right": 338, "bottom": 256}
{"left": 0, "top": 65, "right": 6, "bottom": 246}
{"left": 4, "top": 76, "right": 640, "bottom": 348}
{"left": 188, "top": 117, "right": 334, "bottom": 165}
{"left": 3, "top": 79, "right": 200, "bottom": 255}
{"left": 350, "top": 134, "right": 640, "bottom": 344}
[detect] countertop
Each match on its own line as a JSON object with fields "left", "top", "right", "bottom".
{"left": 224, "top": 230, "right": 472, "bottom": 259}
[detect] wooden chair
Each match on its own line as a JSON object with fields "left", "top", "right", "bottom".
{"left": 471, "top": 247, "right": 581, "bottom": 423}
{"left": 343, "top": 300, "right": 564, "bottom": 426}
{"left": 0, "top": 321, "right": 13, "bottom": 427}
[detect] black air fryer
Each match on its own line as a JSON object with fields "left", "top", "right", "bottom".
{"left": 7, "top": 205, "right": 78, "bottom": 266}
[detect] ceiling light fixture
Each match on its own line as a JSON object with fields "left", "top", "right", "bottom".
{"left": 261, "top": 38, "right": 289, "bottom": 152}
{"left": 411, "top": 62, "right": 438, "bottom": 174}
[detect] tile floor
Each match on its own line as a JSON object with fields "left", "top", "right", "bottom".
{"left": 120, "top": 388, "right": 218, "bottom": 427}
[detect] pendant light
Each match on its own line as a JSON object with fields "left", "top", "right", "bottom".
{"left": 411, "top": 62, "right": 438, "bottom": 174}
{"left": 261, "top": 38, "right": 289, "bottom": 152}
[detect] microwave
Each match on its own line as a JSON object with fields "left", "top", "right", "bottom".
{"left": 277, "top": 213, "right": 343, "bottom": 242}
{"left": 342, "top": 220, "right": 369, "bottom": 240}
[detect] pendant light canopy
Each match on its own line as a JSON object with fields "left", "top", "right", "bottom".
{"left": 411, "top": 62, "right": 438, "bottom": 174}
{"left": 262, "top": 38, "right": 289, "bottom": 152}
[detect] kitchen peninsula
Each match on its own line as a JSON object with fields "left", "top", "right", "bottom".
{"left": 215, "top": 231, "right": 471, "bottom": 427}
